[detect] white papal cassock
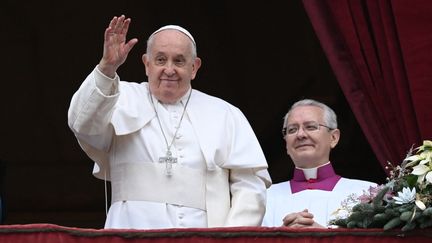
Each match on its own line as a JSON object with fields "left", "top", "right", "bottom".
{"left": 68, "top": 66, "right": 271, "bottom": 229}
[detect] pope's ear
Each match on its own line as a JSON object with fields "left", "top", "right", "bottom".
{"left": 330, "top": 129, "right": 340, "bottom": 149}
{"left": 191, "top": 57, "right": 201, "bottom": 80}
{"left": 142, "top": 54, "right": 149, "bottom": 76}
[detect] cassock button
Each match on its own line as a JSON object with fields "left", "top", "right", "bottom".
{"left": 306, "top": 179, "right": 316, "bottom": 190}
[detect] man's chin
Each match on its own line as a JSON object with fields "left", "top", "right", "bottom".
{"left": 291, "top": 150, "right": 316, "bottom": 161}
{"left": 295, "top": 145, "right": 315, "bottom": 152}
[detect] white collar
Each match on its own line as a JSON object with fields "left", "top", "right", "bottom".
{"left": 297, "top": 161, "right": 331, "bottom": 180}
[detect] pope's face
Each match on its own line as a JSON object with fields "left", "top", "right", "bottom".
{"left": 284, "top": 105, "right": 340, "bottom": 168}
{"left": 143, "top": 30, "right": 201, "bottom": 104}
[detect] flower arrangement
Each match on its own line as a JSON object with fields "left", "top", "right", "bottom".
{"left": 329, "top": 140, "right": 432, "bottom": 231}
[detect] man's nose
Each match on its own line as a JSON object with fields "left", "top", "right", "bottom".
{"left": 296, "top": 126, "right": 307, "bottom": 137}
{"left": 163, "top": 63, "right": 176, "bottom": 76}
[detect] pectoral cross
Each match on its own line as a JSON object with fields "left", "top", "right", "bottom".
{"left": 159, "top": 150, "right": 177, "bottom": 176}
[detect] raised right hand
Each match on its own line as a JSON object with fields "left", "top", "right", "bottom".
{"left": 98, "top": 15, "right": 138, "bottom": 78}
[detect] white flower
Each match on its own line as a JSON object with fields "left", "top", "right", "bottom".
{"left": 423, "top": 140, "right": 432, "bottom": 148}
{"left": 426, "top": 171, "right": 432, "bottom": 184}
{"left": 392, "top": 187, "right": 416, "bottom": 204}
{"left": 411, "top": 164, "right": 432, "bottom": 184}
{"left": 405, "top": 154, "right": 422, "bottom": 167}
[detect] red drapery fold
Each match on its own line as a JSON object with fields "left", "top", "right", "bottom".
{"left": 302, "top": 0, "right": 432, "bottom": 173}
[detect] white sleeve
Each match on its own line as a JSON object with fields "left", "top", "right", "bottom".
{"left": 224, "top": 168, "right": 268, "bottom": 226}
{"left": 67, "top": 66, "right": 120, "bottom": 151}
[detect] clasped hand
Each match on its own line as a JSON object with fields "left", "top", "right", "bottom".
{"left": 282, "top": 209, "right": 324, "bottom": 228}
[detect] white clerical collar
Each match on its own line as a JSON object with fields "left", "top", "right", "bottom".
{"left": 296, "top": 161, "right": 331, "bottom": 180}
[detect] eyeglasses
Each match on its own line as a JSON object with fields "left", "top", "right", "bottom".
{"left": 282, "top": 121, "right": 334, "bottom": 137}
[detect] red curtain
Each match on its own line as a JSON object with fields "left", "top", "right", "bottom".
{"left": 0, "top": 224, "right": 431, "bottom": 243}
{"left": 302, "top": 0, "right": 432, "bottom": 173}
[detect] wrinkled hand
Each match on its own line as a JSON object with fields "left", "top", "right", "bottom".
{"left": 98, "top": 15, "right": 138, "bottom": 78}
{"left": 282, "top": 209, "right": 324, "bottom": 228}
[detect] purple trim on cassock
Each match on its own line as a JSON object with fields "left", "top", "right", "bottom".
{"left": 290, "top": 163, "right": 342, "bottom": 193}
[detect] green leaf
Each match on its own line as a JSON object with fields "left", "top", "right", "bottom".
{"left": 400, "top": 211, "right": 413, "bottom": 221}
{"left": 397, "top": 204, "right": 414, "bottom": 212}
{"left": 373, "top": 213, "right": 391, "bottom": 222}
{"left": 417, "top": 215, "right": 429, "bottom": 224}
{"left": 422, "top": 207, "right": 432, "bottom": 216}
{"left": 420, "top": 219, "right": 432, "bottom": 229}
{"left": 348, "top": 212, "right": 365, "bottom": 221}
{"left": 402, "top": 221, "right": 416, "bottom": 231}
{"left": 331, "top": 218, "right": 348, "bottom": 227}
{"left": 372, "top": 187, "right": 390, "bottom": 206}
{"left": 384, "top": 208, "right": 400, "bottom": 217}
{"left": 352, "top": 203, "right": 373, "bottom": 212}
{"left": 405, "top": 175, "right": 418, "bottom": 187}
{"left": 361, "top": 216, "right": 373, "bottom": 228}
{"left": 384, "top": 217, "right": 402, "bottom": 231}
{"left": 347, "top": 220, "right": 358, "bottom": 228}
{"left": 373, "top": 205, "right": 386, "bottom": 213}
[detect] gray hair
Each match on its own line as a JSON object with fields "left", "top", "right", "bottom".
{"left": 283, "top": 99, "right": 338, "bottom": 129}
{"left": 146, "top": 25, "right": 197, "bottom": 59}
